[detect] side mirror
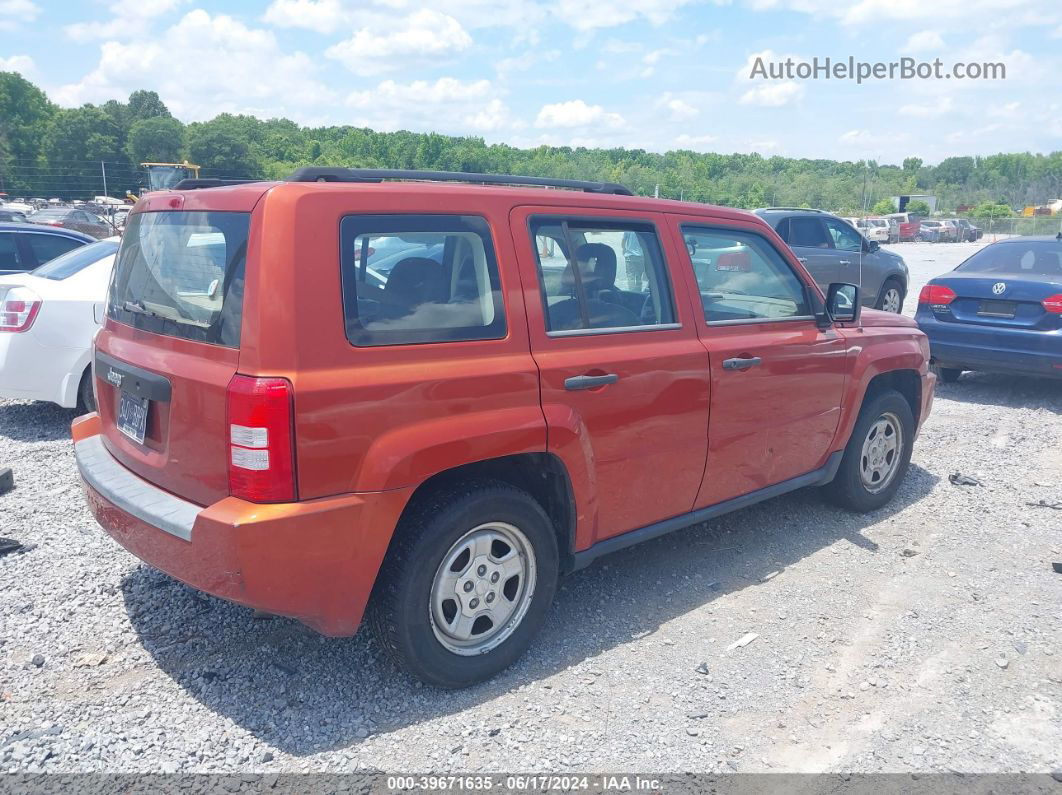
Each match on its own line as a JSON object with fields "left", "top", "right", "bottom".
{"left": 826, "top": 282, "right": 860, "bottom": 323}
{"left": 864, "top": 239, "right": 880, "bottom": 253}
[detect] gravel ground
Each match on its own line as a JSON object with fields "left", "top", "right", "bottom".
{"left": 1, "top": 239, "right": 1060, "bottom": 774}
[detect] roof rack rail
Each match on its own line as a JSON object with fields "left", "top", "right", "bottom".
{"left": 173, "top": 178, "right": 260, "bottom": 190}
{"left": 284, "top": 167, "right": 634, "bottom": 196}
{"left": 757, "top": 206, "right": 827, "bottom": 213}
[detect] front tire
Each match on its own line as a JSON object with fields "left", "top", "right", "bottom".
{"left": 823, "top": 390, "right": 914, "bottom": 513}
{"left": 876, "top": 279, "right": 905, "bottom": 313}
{"left": 369, "top": 480, "right": 559, "bottom": 688}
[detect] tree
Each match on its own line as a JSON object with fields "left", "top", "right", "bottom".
{"left": 905, "top": 199, "right": 932, "bottom": 215}
{"left": 42, "top": 106, "right": 124, "bottom": 196}
{"left": 870, "top": 198, "right": 896, "bottom": 215}
{"left": 969, "top": 202, "right": 1012, "bottom": 220}
{"left": 902, "top": 157, "right": 922, "bottom": 172}
{"left": 127, "top": 90, "right": 171, "bottom": 120}
{"left": 185, "top": 118, "right": 259, "bottom": 175}
{"left": 126, "top": 116, "right": 185, "bottom": 164}
{"left": 0, "top": 72, "right": 55, "bottom": 193}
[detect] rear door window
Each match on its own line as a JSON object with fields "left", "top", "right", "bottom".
{"left": 787, "top": 217, "right": 831, "bottom": 248}
{"left": 340, "top": 214, "right": 505, "bottom": 347}
{"left": 0, "top": 233, "right": 25, "bottom": 271}
{"left": 33, "top": 239, "right": 118, "bottom": 280}
{"left": 24, "top": 233, "right": 84, "bottom": 266}
{"left": 530, "top": 218, "right": 675, "bottom": 332}
{"left": 683, "top": 225, "right": 811, "bottom": 323}
{"left": 107, "top": 211, "right": 250, "bottom": 347}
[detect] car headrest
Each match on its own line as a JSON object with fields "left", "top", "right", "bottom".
{"left": 384, "top": 257, "right": 448, "bottom": 307}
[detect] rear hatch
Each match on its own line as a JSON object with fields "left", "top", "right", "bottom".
{"left": 94, "top": 206, "right": 252, "bottom": 507}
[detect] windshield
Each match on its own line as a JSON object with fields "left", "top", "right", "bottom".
{"left": 145, "top": 166, "right": 194, "bottom": 191}
{"left": 956, "top": 241, "right": 1062, "bottom": 277}
{"left": 107, "top": 211, "right": 249, "bottom": 347}
{"left": 32, "top": 240, "right": 118, "bottom": 280}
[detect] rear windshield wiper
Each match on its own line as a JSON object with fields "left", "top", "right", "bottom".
{"left": 123, "top": 300, "right": 164, "bottom": 319}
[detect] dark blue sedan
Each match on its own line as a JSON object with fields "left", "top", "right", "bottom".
{"left": 916, "top": 234, "right": 1062, "bottom": 381}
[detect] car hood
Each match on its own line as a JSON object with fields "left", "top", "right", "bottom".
{"left": 859, "top": 308, "right": 917, "bottom": 328}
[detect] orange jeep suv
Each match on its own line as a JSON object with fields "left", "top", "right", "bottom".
{"left": 73, "top": 168, "right": 935, "bottom": 688}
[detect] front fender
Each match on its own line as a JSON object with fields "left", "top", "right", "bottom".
{"left": 350, "top": 406, "right": 548, "bottom": 493}
{"left": 833, "top": 326, "right": 929, "bottom": 451}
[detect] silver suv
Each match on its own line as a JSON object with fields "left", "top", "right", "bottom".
{"left": 754, "top": 208, "right": 909, "bottom": 313}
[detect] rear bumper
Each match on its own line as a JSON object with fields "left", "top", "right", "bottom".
{"left": 72, "top": 413, "right": 412, "bottom": 636}
{"left": 918, "top": 314, "right": 1062, "bottom": 379}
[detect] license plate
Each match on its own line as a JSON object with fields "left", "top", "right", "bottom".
{"left": 117, "top": 391, "right": 149, "bottom": 445}
{"left": 978, "top": 299, "right": 1016, "bottom": 318}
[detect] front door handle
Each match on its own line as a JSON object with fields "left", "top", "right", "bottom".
{"left": 797, "top": 257, "right": 808, "bottom": 264}
{"left": 838, "top": 259, "right": 852, "bottom": 265}
{"left": 722, "top": 356, "right": 762, "bottom": 371}
{"left": 564, "top": 373, "right": 619, "bottom": 391}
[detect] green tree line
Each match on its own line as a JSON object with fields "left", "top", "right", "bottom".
{"left": 2, "top": 71, "right": 1061, "bottom": 212}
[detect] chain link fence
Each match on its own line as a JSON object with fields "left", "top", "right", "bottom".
{"left": 960, "top": 215, "right": 1062, "bottom": 238}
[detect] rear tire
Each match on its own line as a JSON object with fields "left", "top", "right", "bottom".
{"left": 369, "top": 480, "right": 559, "bottom": 689}
{"left": 75, "top": 368, "right": 96, "bottom": 415}
{"left": 823, "top": 389, "right": 914, "bottom": 513}
{"left": 876, "top": 278, "right": 904, "bottom": 313}
{"left": 933, "top": 365, "right": 963, "bottom": 383}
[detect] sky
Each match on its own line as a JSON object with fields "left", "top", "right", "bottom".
{"left": 1, "top": 0, "right": 1061, "bottom": 165}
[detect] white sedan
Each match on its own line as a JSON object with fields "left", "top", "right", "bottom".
{"left": 0, "top": 238, "right": 119, "bottom": 412}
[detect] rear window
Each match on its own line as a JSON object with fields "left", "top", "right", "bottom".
{"left": 107, "top": 211, "right": 249, "bottom": 347}
{"left": 956, "top": 241, "right": 1062, "bottom": 277}
{"left": 33, "top": 239, "right": 118, "bottom": 280}
{"left": 340, "top": 214, "right": 505, "bottom": 347}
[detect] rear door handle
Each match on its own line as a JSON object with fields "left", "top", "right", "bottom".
{"left": 797, "top": 257, "right": 808, "bottom": 264}
{"left": 722, "top": 357, "right": 762, "bottom": 371}
{"left": 838, "top": 259, "right": 852, "bottom": 265}
{"left": 564, "top": 373, "right": 619, "bottom": 391}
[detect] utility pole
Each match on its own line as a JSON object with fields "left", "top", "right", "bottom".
{"left": 101, "top": 161, "right": 108, "bottom": 197}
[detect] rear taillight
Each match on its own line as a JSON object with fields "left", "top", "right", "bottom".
{"left": 226, "top": 375, "right": 296, "bottom": 503}
{"left": 1042, "top": 294, "right": 1062, "bottom": 314}
{"left": 918, "top": 284, "right": 956, "bottom": 306}
{"left": 0, "top": 287, "right": 42, "bottom": 332}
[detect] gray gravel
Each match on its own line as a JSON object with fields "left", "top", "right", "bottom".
{"left": 1, "top": 240, "right": 1060, "bottom": 774}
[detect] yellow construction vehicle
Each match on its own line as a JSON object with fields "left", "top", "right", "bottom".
{"left": 126, "top": 161, "right": 202, "bottom": 200}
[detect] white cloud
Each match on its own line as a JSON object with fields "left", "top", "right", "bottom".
{"left": 534, "top": 99, "right": 625, "bottom": 129}
{"left": 551, "top": 0, "right": 708, "bottom": 30}
{"left": 346, "top": 77, "right": 516, "bottom": 134}
{"left": 65, "top": 0, "right": 183, "bottom": 42}
{"left": 661, "top": 97, "right": 699, "bottom": 120}
{"left": 495, "top": 49, "right": 560, "bottom": 75}
{"left": 737, "top": 49, "right": 805, "bottom": 106}
{"left": 325, "top": 9, "right": 472, "bottom": 76}
{"left": 745, "top": 0, "right": 1061, "bottom": 29}
{"left": 902, "top": 30, "right": 944, "bottom": 53}
{"left": 0, "top": 0, "right": 38, "bottom": 30}
{"left": 740, "top": 81, "right": 803, "bottom": 106}
{"left": 899, "top": 97, "right": 954, "bottom": 117}
{"left": 838, "top": 129, "right": 910, "bottom": 148}
{"left": 674, "top": 133, "right": 717, "bottom": 149}
{"left": 262, "top": 0, "right": 346, "bottom": 32}
{"left": 0, "top": 53, "right": 36, "bottom": 78}
{"left": 54, "top": 10, "right": 333, "bottom": 122}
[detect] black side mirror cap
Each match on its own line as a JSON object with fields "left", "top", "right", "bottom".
{"left": 826, "top": 282, "right": 861, "bottom": 324}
